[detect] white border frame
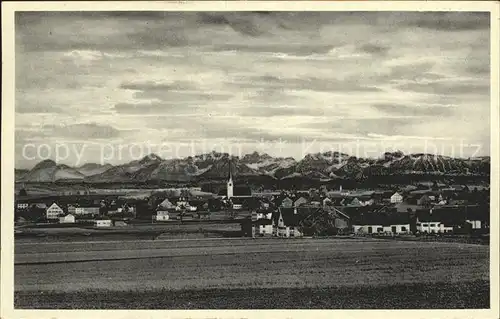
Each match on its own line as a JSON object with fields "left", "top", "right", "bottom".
{"left": 2, "top": 2, "right": 499, "bottom": 319}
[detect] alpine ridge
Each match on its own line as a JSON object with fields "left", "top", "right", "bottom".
{"left": 16, "top": 151, "right": 490, "bottom": 183}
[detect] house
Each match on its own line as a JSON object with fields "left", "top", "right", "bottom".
{"left": 435, "top": 194, "right": 447, "bottom": 205}
{"left": 67, "top": 205, "right": 77, "bottom": 215}
{"left": 94, "top": 219, "right": 112, "bottom": 227}
{"left": 464, "top": 205, "right": 489, "bottom": 230}
{"left": 272, "top": 207, "right": 303, "bottom": 238}
{"left": 16, "top": 202, "right": 29, "bottom": 210}
{"left": 323, "top": 206, "right": 351, "bottom": 231}
{"left": 294, "top": 197, "right": 308, "bottom": 207}
{"left": 361, "top": 199, "right": 375, "bottom": 206}
{"left": 351, "top": 212, "right": 411, "bottom": 235}
{"left": 175, "top": 198, "right": 197, "bottom": 212}
{"left": 46, "top": 203, "right": 64, "bottom": 220}
{"left": 451, "top": 184, "right": 467, "bottom": 192}
{"left": 59, "top": 214, "right": 75, "bottom": 224}
{"left": 309, "top": 194, "right": 322, "bottom": 207}
{"left": 281, "top": 197, "right": 293, "bottom": 208}
{"left": 196, "top": 211, "right": 211, "bottom": 220}
{"left": 415, "top": 210, "right": 454, "bottom": 233}
{"left": 466, "top": 219, "right": 482, "bottom": 229}
{"left": 417, "top": 194, "right": 432, "bottom": 206}
{"left": 416, "top": 219, "right": 453, "bottom": 234}
{"left": 252, "top": 219, "right": 273, "bottom": 237}
{"left": 251, "top": 209, "right": 272, "bottom": 221}
{"left": 155, "top": 210, "right": 170, "bottom": 221}
{"left": 114, "top": 220, "right": 128, "bottom": 227}
{"left": 390, "top": 192, "right": 403, "bottom": 203}
{"left": 322, "top": 197, "right": 333, "bottom": 207}
{"left": 436, "top": 199, "right": 448, "bottom": 205}
{"left": 348, "top": 198, "right": 363, "bottom": 207}
{"left": 352, "top": 224, "right": 384, "bottom": 235}
{"left": 32, "top": 203, "right": 48, "bottom": 210}
{"left": 74, "top": 206, "right": 100, "bottom": 216}
{"left": 448, "top": 199, "right": 468, "bottom": 206}
{"left": 260, "top": 200, "right": 271, "bottom": 210}
{"left": 393, "top": 202, "right": 425, "bottom": 215}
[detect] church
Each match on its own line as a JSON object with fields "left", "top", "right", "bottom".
{"left": 217, "top": 159, "right": 252, "bottom": 198}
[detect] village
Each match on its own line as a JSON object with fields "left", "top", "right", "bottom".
{"left": 14, "top": 165, "right": 490, "bottom": 241}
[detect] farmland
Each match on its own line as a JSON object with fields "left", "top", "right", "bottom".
{"left": 14, "top": 237, "right": 489, "bottom": 309}
{"left": 15, "top": 221, "right": 244, "bottom": 242}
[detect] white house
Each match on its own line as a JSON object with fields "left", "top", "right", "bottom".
{"left": 294, "top": 197, "right": 308, "bottom": 207}
{"left": 466, "top": 219, "right": 481, "bottom": 229}
{"left": 416, "top": 219, "right": 453, "bottom": 233}
{"left": 390, "top": 192, "right": 403, "bottom": 203}
{"left": 352, "top": 212, "right": 411, "bottom": 235}
{"left": 46, "top": 203, "right": 64, "bottom": 220}
{"left": 416, "top": 221, "right": 453, "bottom": 233}
{"left": 67, "top": 205, "right": 77, "bottom": 214}
{"left": 59, "top": 214, "right": 75, "bottom": 224}
{"left": 156, "top": 211, "right": 170, "bottom": 221}
{"left": 362, "top": 199, "right": 375, "bottom": 206}
{"left": 74, "top": 207, "right": 100, "bottom": 216}
{"left": 281, "top": 197, "right": 293, "bottom": 208}
{"left": 273, "top": 208, "right": 303, "bottom": 238}
{"left": 252, "top": 219, "right": 273, "bottom": 237}
{"left": 94, "top": 219, "right": 112, "bottom": 227}
{"left": 175, "top": 198, "right": 197, "bottom": 212}
{"left": 158, "top": 198, "right": 175, "bottom": 210}
{"left": 382, "top": 224, "right": 411, "bottom": 234}
{"left": 352, "top": 225, "right": 384, "bottom": 234}
{"left": 17, "top": 202, "right": 29, "bottom": 210}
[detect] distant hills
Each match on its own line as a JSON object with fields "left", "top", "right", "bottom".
{"left": 15, "top": 151, "right": 490, "bottom": 184}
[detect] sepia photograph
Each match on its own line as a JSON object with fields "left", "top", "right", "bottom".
{"left": 1, "top": 1, "right": 499, "bottom": 317}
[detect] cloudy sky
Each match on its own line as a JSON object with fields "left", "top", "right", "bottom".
{"left": 15, "top": 11, "right": 490, "bottom": 168}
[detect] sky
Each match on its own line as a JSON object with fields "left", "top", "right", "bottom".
{"left": 15, "top": 11, "right": 491, "bottom": 168}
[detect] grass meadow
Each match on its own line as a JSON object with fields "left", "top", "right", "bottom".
{"left": 14, "top": 238, "right": 490, "bottom": 309}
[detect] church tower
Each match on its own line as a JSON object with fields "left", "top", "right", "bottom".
{"left": 227, "top": 159, "right": 234, "bottom": 199}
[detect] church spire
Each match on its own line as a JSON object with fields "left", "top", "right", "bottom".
{"left": 227, "top": 158, "right": 233, "bottom": 199}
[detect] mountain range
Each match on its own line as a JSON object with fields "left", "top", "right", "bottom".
{"left": 15, "top": 151, "right": 490, "bottom": 183}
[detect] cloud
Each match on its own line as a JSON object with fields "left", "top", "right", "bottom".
{"left": 196, "top": 12, "right": 277, "bottom": 36}
{"left": 358, "top": 43, "right": 390, "bottom": 55}
{"left": 300, "top": 117, "right": 424, "bottom": 138}
{"left": 404, "top": 12, "right": 490, "bottom": 31}
{"left": 371, "top": 103, "right": 455, "bottom": 117}
{"left": 397, "top": 81, "right": 490, "bottom": 96}
{"left": 14, "top": 11, "right": 492, "bottom": 165}
{"left": 114, "top": 102, "right": 200, "bottom": 115}
{"left": 16, "top": 104, "right": 64, "bottom": 114}
{"left": 43, "top": 123, "right": 124, "bottom": 139}
{"left": 119, "top": 80, "right": 194, "bottom": 91}
{"left": 232, "top": 75, "right": 382, "bottom": 93}
{"left": 210, "top": 43, "right": 334, "bottom": 56}
{"left": 237, "top": 106, "right": 322, "bottom": 118}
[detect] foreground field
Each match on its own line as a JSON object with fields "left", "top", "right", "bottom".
{"left": 16, "top": 281, "right": 489, "bottom": 309}
{"left": 14, "top": 238, "right": 489, "bottom": 309}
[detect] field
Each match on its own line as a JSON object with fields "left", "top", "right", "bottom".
{"left": 14, "top": 238, "right": 489, "bottom": 309}
{"left": 15, "top": 222, "right": 244, "bottom": 242}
